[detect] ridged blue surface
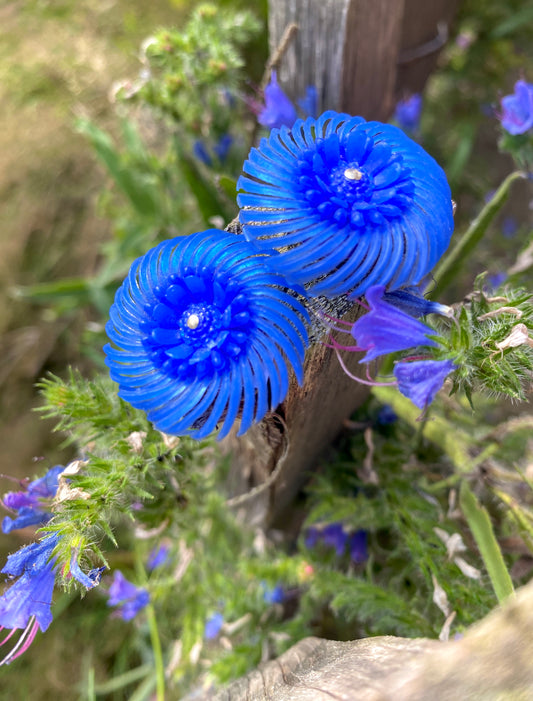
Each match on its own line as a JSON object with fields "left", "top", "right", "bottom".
{"left": 237, "top": 112, "right": 454, "bottom": 298}
{"left": 104, "top": 230, "right": 309, "bottom": 440}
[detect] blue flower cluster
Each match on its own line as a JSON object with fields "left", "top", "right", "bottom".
{"left": 1, "top": 465, "right": 63, "bottom": 534}
{"left": 0, "top": 465, "right": 101, "bottom": 665}
{"left": 330, "top": 285, "right": 456, "bottom": 410}
{"left": 305, "top": 522, "right": 368, "bottom": 564}
{"left": 106, "top": 109, "right": 457, "bottom": 437}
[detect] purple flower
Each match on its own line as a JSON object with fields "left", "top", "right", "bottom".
{"left": 394, "top": 94, "right": 423, "bottom": 133}
{"left": 193, "top": 140, "right": 212, "bottom": 165}
{"left": 2, "top": 465, "right": 64, "bottom": 534}
{"left": 304, "top": 526, "right": 321, "bottom": 549}
{"left": 306, "top": 522, "right": 347, "bottom": 556}
{"left": 500, "top": 80, "right": 533, "bottom": 135}
{"left": 322, "top": 523, "right": 348, "bottom": 556}
{"left": 0, "top": 532, "right": 98, "bottom": 665}
{"left": 349, "top": 530, "right": 368, "bottom": 564}
{"left": 213, "top": 134, "right": 233, "bottom": 162}
{"left": 107, "top": 571, "right": 149, "bottom": 622}
{"left": 298, "top": 86, "right": 318, "bottom": 120}
{"left": 258, "top": 71, "right": 298, "bottom": 129}
{"left": 455, "top": 32, "right": 473, "bottom": 51}
{"left": 262, "top": 583, "right": 285, "bottom": 605}
{"left": 382, "top": 288, "right": 452, "bottom": 319}
{"left": 69, "top": 554, "right": 104, "bottom": 589}
{"left": 204, "top": 612, "right": 224, "bottom": 640}
{"left": 351, "top": 286, "right": 438, "bottom": 363}
{"left": 193, "top": 134, "right": 233, "bottom": 166}
{"left": 147, "top": 543, "right": 170, "bottom": 571}
{"left": 502, "top": 216, "right": 518, "bottom": 239}
{"left": 487, "top": 272, "right": 507, "bottom": 291}
{"left": 377, "top": 405, "right": 397, "bottom": 425}
{"left": 393, "top": 359, "right": 456, "bottom": 410}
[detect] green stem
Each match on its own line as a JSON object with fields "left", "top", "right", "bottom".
{"left": 134, "top": 548, "right": 166, "bottom": 701}
{"left": 430, "top": 170, "right": 526, "bottom": 299}
{"left": 459, "top": 481, "right": 514, "bottom": 604}
{"left": 372, "top": 385, "right": 472, "bottom": 469}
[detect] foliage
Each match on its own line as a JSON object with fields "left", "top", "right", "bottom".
{"left": 13, "top": 2, "right": 263, "bottom": 335}
{"left": 2, "top": 1, "right": 533, "bottom": 699}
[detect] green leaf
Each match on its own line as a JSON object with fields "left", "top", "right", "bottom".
{"left": 490, "top": 7, "right": 533, "bottom": 37}
{"left": 179, "top": 151, "right": 236, "bottom": 227}
{"left": 431, "top": 171, "right": 527, "bottom": 299}
{"left": 76, "top": 118, "right": 160, "bottom": 219}
{"left": 459, "top": 481, "right": 514, "bottom": 604}
{"left": 93, "top": 665, "right": 153, "bottom": 694}
{"left": 12, "top": 277, "right": 91, "bottom": 303}
{"left": 217, "top": 174, "right": 237, "bottom": 200}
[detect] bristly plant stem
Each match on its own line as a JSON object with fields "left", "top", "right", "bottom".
{"left": 134, "top": 547, "right": 165, "bottom": 701}
{"left": 459, "top": 481, "right": 514, "bottom": 604}
{"left": 430, "top": 170, "right": 526, "bottom": 299}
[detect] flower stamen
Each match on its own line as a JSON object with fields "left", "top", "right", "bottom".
{"left": 186, "top": 313, "right": 200, "bottom": 330}
{"left": 344, "top": 167, "right": 363, "bottom": 181}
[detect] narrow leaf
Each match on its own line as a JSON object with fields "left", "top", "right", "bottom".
{"left": 459, "top": 481, "right": 514, "bottom": 604}
{"left": 431, "top": 171, "right": 526, "bottom": 298}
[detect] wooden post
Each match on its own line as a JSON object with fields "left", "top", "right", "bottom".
{"left": 224, "top": 0, "right": 460, "bottom": 527}
{"left": 268, "top": 0, "right": 459, "bottom": 120}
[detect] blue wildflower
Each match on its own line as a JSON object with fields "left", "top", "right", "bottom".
{"left": 213, "top": 134, "right": 233, "bottom": 162}
{"left": 376, "top": 404, "right": 397, "bottom": 426}
{"left": 2, "top": 465, "right": 64, "bottom": 534}
{"left": 258, "top": 70, "right": 298, "bottom": 129}
{"left": 304, "top": 526, "right": 321, "bottom": 549}
{"left": 394, "top": 94, "right": 423, "bottom": 133}
{"left": 394, "top": 359, "right": 456, "bottom": 410}
{"left": 238, "top": 111, "right": 454, "bottom": 298}
{"left": 193, "top": 134, "right": 233, "bottom": 166}
{"left": 0, "top": 532, "right": 98, "bottom": 665}
{"left": 322, "top": 522, "right": 348, "bottom": 556}
{"left": 204, "top": 612, "right": 224, "bottom": 640}
{"left": 500, "top": 80, "right": 533, "bottom": 135}
{"left": 104, "top": 230, "right": 309, "bottom": 440}
{"left": 147, "top": 543, "right": 170, "bottom": 571}
{"left": 261, "top": 582, "right": 285, "bottom": 605}
{"left": 306, "top": 522, "right": 347, "bottom": 557}
{"left": 502, "top": 216, "right": 518, "bottom": 239}
{"left": 69, "top": 554, "right": 105, "bottom": 589}
{"left": 349, "top": 530, "right": 368, "bottom": 564}
{"left": 107, "top": 571, "right": 149, "bottom": 621}
{"left": 350, "top": 285, "right": 439, "bottom": 363}
{"left": 193, "top": 140, "right": 212, "bottom": 165}
{"left": 382, "top": 287, "right": 452, "bottom": 319}
{"left": 298, "top": 86, "right": 318, "bottom": 120}
{"left": 487, "top": 272, "right": 507, "bottom": 291}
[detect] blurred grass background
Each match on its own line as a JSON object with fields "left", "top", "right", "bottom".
{"left": 0, "top": 0, "right": 194, "bottom": 472}
{"left": 0, "top": 3, "right": 194, "bottom": 695}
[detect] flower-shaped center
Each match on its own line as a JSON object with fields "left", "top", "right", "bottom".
{"left": 295, "top": 130, "right": 415, "bottom": 230}
{"left": 141, "top": 271, "right": 253, "bottom": 380}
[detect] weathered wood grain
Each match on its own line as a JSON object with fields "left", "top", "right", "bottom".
{"left": 225, "top": 2, "right": 462, "bottom": 528}
{"left": 212, "top": 580, "right": 533, "bottom": 700}
{"left": 268, "top": 0, "right": 460, "bottom": 120}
